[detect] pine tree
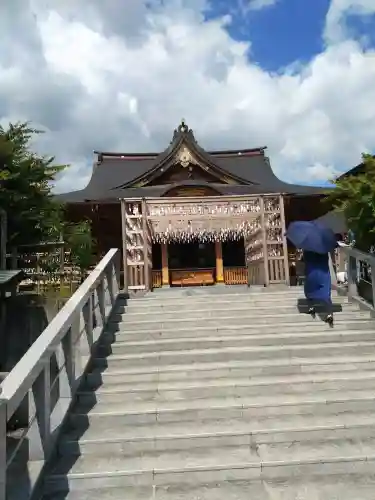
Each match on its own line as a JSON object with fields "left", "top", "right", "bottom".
{"left": 0, "top": 122, "right": 67, "bottom": 246}
{"left": 326, "top": 154, "right": 375, "bottom": 251}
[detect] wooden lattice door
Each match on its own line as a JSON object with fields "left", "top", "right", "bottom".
{"left": 121, "top": 199, "right": 152, "bottom": 292}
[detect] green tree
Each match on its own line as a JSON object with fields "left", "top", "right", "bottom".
{"left": 0, "top": 122, "right": 67, "bottom": 246}
{"left": 65, "top": 220, "right": 96, "bottom": 282}
{"left": 325, "top": 154, "right": 375, "bottom": 251}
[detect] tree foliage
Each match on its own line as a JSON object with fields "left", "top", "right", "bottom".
{"left": 65, "top": 220, "right": 96, "bottom": 281}
{"left": 0, "top": 122, "right": 67, "bottom": 246}
{"left": 325, "top": 154, "right": 375, "bottom": 251}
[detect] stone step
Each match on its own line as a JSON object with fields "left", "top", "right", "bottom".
{"left": 43, "top": 440, "right": 375, "bottom": 494}
{"left": 107, "top": 318, "right": 373, "bottom": 337}
{"left": 74, "top": 385, "right": 375, "bottom": 419}
{"left": 126, "top": 287, "right": 307, "bottom": 300}
{"left": 59, "top": 412, "right": 375, "bottom": 457}
{"left": 58, "top": 417, "right": 375, "bottom": 457}
{"left": 111, "top": 302, "right": 352, "bottom": 322}
{"left": 77, "top": 370, "right": 375, "bottom": 406}
{"left": 92, "top": 341, "right": 375, "bottom": 370}
{"left": 42, "top": 475, "right": 375, "bottom": 500}
{"left": 59, "top": 411, "right": 375, "bottom": 458}
{"left": 120, "top": 295, "right": 348, "bottom": 314}
{"left": 123, "top": 287, "right": 332, "bottom": 302}
{"left": 110, "top": 311, "right": 369, "bottom": 330}
{"left": 69, "top": 389, "right": 375, "bottom": 427}
{"left": 86, "top": 355, "right": 375, "bottom": 387}
{"left": 99, "top": 329, "right": 375, "bottom": 356}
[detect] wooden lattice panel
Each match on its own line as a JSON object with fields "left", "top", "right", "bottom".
{"left": 121, "top": 200, "right": 152, "bottom": 291}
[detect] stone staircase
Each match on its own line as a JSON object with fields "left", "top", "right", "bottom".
{"left": 41, "top": 286, "right": 375, "bottom": 499}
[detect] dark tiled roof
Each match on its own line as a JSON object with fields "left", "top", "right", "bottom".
{"left": 57, "top": 121, "right": 326, "bottom": 203}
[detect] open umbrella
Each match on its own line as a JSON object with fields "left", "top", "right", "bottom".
{"left": 286, "top": 221, "right": 338, "bottom": 254}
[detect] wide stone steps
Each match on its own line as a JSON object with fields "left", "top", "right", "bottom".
{"left": 76, "top": 370, "right": 375, "bottom": 405}
{"left": 100, "top": 329, "right": 375, "bottom": 355}
{"left": 59, "top": 410, "right": 375, "bottom": 456}
{"left": 110, "top": 310, "right": 369, "bottom": 331}
{"left": 108, "top": 318, "right": 373, "bottom": 337}
{"left": 43, "top": 443, "right": 375, "bottom": 494}
{"left": 91, "top": 341, "right": 375, "bottom": 371}
{"left": 86, "top": 355, "right": 375, "bottom": 385}
{"left": 41, "top": 287, "right": 375, "bottom": 498}
{"left": 42, "top": 475, "right": 375, "bottom": 500}
{"left": 111, "top": 303, "right": 354, "bottom": 323}
{"left": 117, "top": 295, "right": 348, "bottom": 314}
{"left": 68, "top": 389, "right": 375, "bottom": 427}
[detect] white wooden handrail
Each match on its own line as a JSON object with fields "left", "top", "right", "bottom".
{"left": 0, "top": 248, "right": 121, "bottom": 499}
{"left": 333, "top": 242, "right": 375, "bottom": 308}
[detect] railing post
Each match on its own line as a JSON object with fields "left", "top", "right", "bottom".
{"left": 32, "top": 362, "right": 51, "bottom": 460}
{"left": 62, "top": 325, "right": 76, "bottom": 397}
{"left": 370, "top": 261, "right": 375, "bottom": 309}
{"left": 87, "top": 292, "right": 93, "bottom": 340}
{"left": 347, "top": 254, "right": 358, "bottom": 301}
{"left": 0, "top": 399, "right": 6, "bottom": 499}
{"left": 98, "top": 278, "right": 105, "bottom": 325}
{"left": 329, "top": 252, "right": 337, "bottom": 287}
{"left": 114, "top": 251, "right": 121, "bottom": 298}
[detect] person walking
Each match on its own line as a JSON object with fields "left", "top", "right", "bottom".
{"left": 286, "top": 220, "right": 337, "bottom": 327}
{"left": 303, "top": 250, "right": 333, "bottom": 325}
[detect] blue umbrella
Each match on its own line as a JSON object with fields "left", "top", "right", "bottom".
{"left": 286, "top": 221, "right": 338, "bottom": 254}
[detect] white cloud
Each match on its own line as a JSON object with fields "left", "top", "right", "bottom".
{"left": 247, "top": 0, "right": 279, "bottom": 11}
{"left": 0, "top": 0, "right": 374, "bottom": 192}
{"left": 325, "top": 0, "right": 375, "bottom": 43}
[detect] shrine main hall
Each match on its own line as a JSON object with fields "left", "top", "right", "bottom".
{"left": 59, "top": 121, "right": 328, "bottom": 291}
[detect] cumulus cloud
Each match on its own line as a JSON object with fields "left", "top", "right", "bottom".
{"left": 247, "top": 0, "right": 279, "bottom": 11}
{"left": 325, "top": 0, "right": 375, "bottom": 43}
{"left": 0, "top": 0, "right": 374, "bottom": 193}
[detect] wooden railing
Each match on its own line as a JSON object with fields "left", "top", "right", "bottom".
{"left": 152, "top": 270, "right": 162, "bottom": 288}
{"left": 332, "top": 242, "right": 375, "bottom": 308}
{"left": 247, "top": 261, "right": 264, "bottom": 286}
{"left": 0, "top": 248, "right": 121, "bottom": 499}
{"left": 224, "top": 267, "right": 247, "bottom": 285}
{"left": 170, "top": 268, "right": 215, "bottom": 286}
{"left": 268, "top": 257, "right": 287, "bottom": 283}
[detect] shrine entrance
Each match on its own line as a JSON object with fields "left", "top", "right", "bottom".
{"left": 120, "top": 195, "right": 290, "bottom": 292}
{"left": 167, "top": 241, "right": 216, "bottom": 287}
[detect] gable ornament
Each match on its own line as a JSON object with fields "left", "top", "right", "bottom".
{"left": 176, "top": 146, "right": 197, "bottom": 168}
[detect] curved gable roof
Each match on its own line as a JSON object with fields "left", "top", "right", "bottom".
{"left": 57, "top": 120, "right": 326, "bottom": 202}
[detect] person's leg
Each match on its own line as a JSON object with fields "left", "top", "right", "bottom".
{"left": 325, "top": 298, "right": 333, "bottom": 324}
{"left": 307, "top": 298, "right": 316, "bottom": 316}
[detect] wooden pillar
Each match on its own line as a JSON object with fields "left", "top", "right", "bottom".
{"left": 279, "top": 195, "right": 290, "bottom": 286}
{"left": 215, "top": 241, "right": 224, "bottom": 284}
{"left": 260, "top": 196, "right": 270, "bottom": 286}
{"left": 161, "top": 243, "right": 169, "bottom": 286}
{"left": 120, "top": 200, "right": 128, "bottom": 294}
{"left": 141, "top": 199, "right": 150, "bottom": 292}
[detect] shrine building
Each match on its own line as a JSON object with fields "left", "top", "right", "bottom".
{"left": 59, "top": 121, "right": 328, "bottom": 291}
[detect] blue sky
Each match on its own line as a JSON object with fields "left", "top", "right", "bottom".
{"left": 207, "top": 0, "right": 375, "bottom": 71}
